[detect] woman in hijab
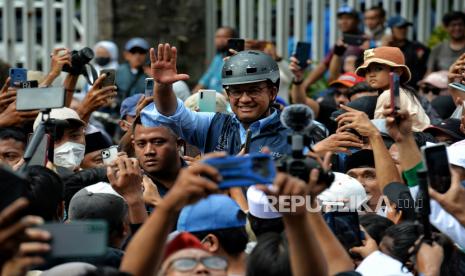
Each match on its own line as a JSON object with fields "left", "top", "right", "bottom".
{"left": 93, "top": 40, "right": 119, "bottom": 73}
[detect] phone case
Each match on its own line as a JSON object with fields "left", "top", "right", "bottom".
{"left": 198, "top": 90, "right": 217, "bottom": 112}
{"left": 10, "top": 68, "right": 27, "bottom": 87}
{"left": 101, "top": 146, "right": 119, "bottom": 165}
{"left": 16, "top": 87, "right": 65, "bottom": 111}
{"left": 145, "top": 78, "right": 154, "bottom": 97}
{"left": 448, "top": 82, "right": 465, "bottom": 92}
{"left": 100, "top": 69, "right": 116, "bottom": 87}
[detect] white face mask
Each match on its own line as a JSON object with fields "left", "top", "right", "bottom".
{"left": 54, "top": 141, "right": 85, "bottom": 170}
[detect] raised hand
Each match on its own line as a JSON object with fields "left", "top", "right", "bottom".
{"left": 381, "top": 103, "right": 413, "bottom": 143}
{"left": 312, "top": 132, "right": 363, "bottom": 154}
{"left": 107, "top": 156, "right": 143, "bottom": 204}
{"left": 336, "top": 104, "right": 379, "bottom": 139}
{"left": 76, "top": 74, "right": 117, "bottom": 122}
{"left": 0, "top": 101, "right": 39, "bottom": 127}
{"left": 49, "top": 48, "right": 72, "bottom": 78}
{"left": 150, "top": 43, "right": 189, "bottom": 85}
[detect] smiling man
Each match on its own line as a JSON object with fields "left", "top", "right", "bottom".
{"left": 132, "top": 116, "right": 183, "bottom": 197}
{"left": 140, "top": 44, "right": 299, "bottom": 158}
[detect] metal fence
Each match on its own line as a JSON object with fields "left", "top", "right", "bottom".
{"left": 206, "top": 0, "right": 465, "bottom": 62}
{"left": 0, "top": 0, "right": 98, "bottom": 73}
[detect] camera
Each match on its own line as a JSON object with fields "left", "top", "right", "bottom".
{"left": 62, "top": 47, "right": 95, "bottom": 76}
{"left": 277, "top": 104, "right": 334, "bottom": 184}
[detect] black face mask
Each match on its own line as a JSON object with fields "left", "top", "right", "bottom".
{"left": 95, "top": 57, "right": 111, "bottom": 66}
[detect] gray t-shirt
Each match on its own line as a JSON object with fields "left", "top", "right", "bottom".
{"left": 427, "top": 41, "right": 465, "bottom": 72}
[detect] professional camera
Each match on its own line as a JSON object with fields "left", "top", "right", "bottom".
{"left": 62, "top": 47, "right": 94, "bottom": 75}
{"left": 277, "top": 104, "right": 334, "bottom": 184}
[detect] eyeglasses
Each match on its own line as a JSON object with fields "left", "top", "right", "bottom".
{"left": 226, "top": 85, "right": 269, "bottom": 99}
{"left": 167, "top": 256, "right": 228, "bottom": 272}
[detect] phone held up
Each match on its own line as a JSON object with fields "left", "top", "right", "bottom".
{"left": 294, "top": 42, "right": 311, "bottom": 69}
{"left": 389, "top": 72, "right": 400, "bottom": 115}
{"left": 421, "top": 143, "right": 451, "bottom": 194}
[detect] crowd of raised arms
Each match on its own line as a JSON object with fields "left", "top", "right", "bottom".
{"left": 1, "top": 5, "right": 465, "bottom": 276}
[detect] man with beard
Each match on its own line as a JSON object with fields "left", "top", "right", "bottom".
{"left": 193, "top": 26, "right": 237, "bottom": 93}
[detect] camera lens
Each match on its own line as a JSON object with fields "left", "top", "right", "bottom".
{"left": 79, "top": 47, "right": 95, "bottom": 64}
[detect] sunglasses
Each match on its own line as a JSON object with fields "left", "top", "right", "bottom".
{"left": 129, "top": 47, "right": 148, "bottom": 55}
{"left": 168, "top": 256, "right": 228, "bottom": 272}
{"left": 421, "top": 85, "right": 441, "bottom": 95}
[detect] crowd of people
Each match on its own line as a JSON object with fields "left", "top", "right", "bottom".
{"left": 1, "top": 5, "right": 465, "bottom": 276}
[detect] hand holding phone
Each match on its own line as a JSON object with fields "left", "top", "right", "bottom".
{"left": 294, "top": 42, "right": 311, "bottom": 69}
{"left": 389, "top": 72, "right": 400, "bottom": 115}
{"left": 100, "top": 69, "right": 116, "bottom": 88}
{"left": 421, "top": 143, "right": 451, "bottom": 193}
{"left": 227, "top": 39, "right": 245, "bottom": 56}
{"left": 145, "top": 78, "right": 154, "bottom": 97}
{"left": 9, "top": 68, "right": 27, "bottom": 88}
{"left": 101, "top": 146, "right": 119, "bottom": 166}
{"left": 198, "top": 90, "right": 217, "bottom": 112}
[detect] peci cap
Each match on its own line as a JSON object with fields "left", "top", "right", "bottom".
{"left": 317, "top": 172, "right": 368, "bottom": 210}
{"left": 84, "top": 131, "right": 112, "bottom": 155}
{"left": 120, "top": 93, "right": 143, "bottom": 119}
{"left": 177, "top": 194, "right": 246, "bottom": 232}
{"left": 423, "top": 118, "right": 465, "bottom": 143}
{"left": 329, "top": 72, "right": 365, "bottom": 88}
{"left": 345, "top": 149, "right": 375, "bottom": 172}
{"left": 387, "top": 16, "right": 413, "bottom": 28}
{"left": 125, "top": 37, "right": 149, "bottom": 51}
{"left": 33, "top": 107, "right": 86, "bottom": 131}
{"left": 355, "top": 47, "right": 411, "bottom": 83}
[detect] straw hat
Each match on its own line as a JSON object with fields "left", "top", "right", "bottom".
{"left": 355, "top": 46, "right": 411, "bottom": 83}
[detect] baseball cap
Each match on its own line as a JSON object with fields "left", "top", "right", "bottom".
{"left": 163, "top": 232, "right": 207, "bottom": 261}
{"left": 383, "top": 182, "right": 415, "bottom": 220}
{"left": 418, "top": 71, "right": 449, "bottom": 89}
{"left": 247, "top": 185, "right": 282, "bottom": 219}
{"left": 125, "top": 37, "right": 149, "bottom": 51}
{"left": 356, "top": 47, "right": 411, "bottom": 83}
{"left": 345, "top": 149, "right": 375, "bottom": 172}
{"left": 329, "top": 72, "right": 365, "bottom": 88}
{"left": 68, "top": 182, "right": 127, "bottom": 229}
{"left": 33, "top": 107, "right": 85, "bottom": 131}
{"left": 317, "top": 172, "right": 368, "bottom": 210}
{"left": 387, "top": 16, "right": 413, "bottom": 28}
{"left": 423, "top": 118, "right": 465, "bottom": 142}
{"left": 120, "top": 93, "right": 143, "bottom": 119}
{"left": 84, "top": 131, "right": 112, "bottom": 155}
{"left": 330, "top": 95, "right": 378, "bottom": 119}
{"left": 177, "top": 194, "right": 247, "bottom": 232}
{"left": 447, "top": 140, "right": 465, "bottom": 169}
{"left": 337, "top": 6, "right": 359, "bottom": 18}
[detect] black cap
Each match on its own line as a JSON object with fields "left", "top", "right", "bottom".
{"left": 431, "top": 95, "right": 455, "bottom": 119}
{"left": 345, "top": 149, "right": 375, "bottom": 173}
{"left": 383, "top": 182, "right": 415, "bottom": 221}
{"left": 85, "top": 132, "right": 112, "bottom": 155}
{"left": 423, "top": 118, "right": 465, "bottom": 142}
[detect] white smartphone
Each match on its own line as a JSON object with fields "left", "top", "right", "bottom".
{"left": 198, "top": 90, "right": 217, "bottom": 112}
{"left": 101, "top": 145, "right": 119, "bottom": 165}
{"left": 448, "top": 82, "right": 465, "bottom": 92}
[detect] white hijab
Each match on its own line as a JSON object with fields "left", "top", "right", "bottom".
{"left": 92, "top": 40, "right": 119, "bottom": 73}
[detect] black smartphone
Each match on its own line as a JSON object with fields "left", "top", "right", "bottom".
{"left": 0, "top": 166, "right": 30, "bottom": 212}
{"left": 421, "top": 143, "right": 451, "bottom": 193}
{"left": 227, "top": 38, "right": 245, "bottom": 56}
{"left": 324, "top": 211, "right": 364, "bottom": 248}
{"left": 9, "top": 68, "right": 27, "bottom": 88}
{"left": 145, "top": 78, "right": 154, "bottom": 97}
{"left": 27, "top": 133, "right": 50, "bottom": 167}
{"left": 21, "top": 80, "right": 38, "bottom": 88}
{"left": 16, "top": 87, "right": 65, "bottom": 111}
{"left": 294, "top": 41, "right": 311, "bottom": 69}
{"left": 100, "top": 69, "right": 116, "bottom": 87}
{"left": 38, "top": 220, "right": 108, "bottom": 258}
{"left": 342, "top": 33, "right": 366, "bottom": 46}
{"left": 389, "top": 72, "right": 400, "bottom": 115}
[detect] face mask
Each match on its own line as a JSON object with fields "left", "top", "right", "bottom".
{"left": 54, "top": 142, "right": 85, "bottom": 170}
{"left": 95, "top": 57, "right": 111, "bottom": 66}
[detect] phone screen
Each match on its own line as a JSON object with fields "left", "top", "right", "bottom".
{"left": 294, "top": 42, "right": 311, "bottom": 69}
{"left": 145, "top": 78, "right": 154, "bottom": 97}
{"left": 422, "top": 144, "right": 451, "bottom": 193}
{"left": 324, "top": 211, "right": 363, "bottom": 248}
{"left": 389, "top": 72, "right": 400, "bottom": 114}
{"left": 16, "top": 87, "right": 65, "bottom": 111}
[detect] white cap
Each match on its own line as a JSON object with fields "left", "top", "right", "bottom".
{"left": 317, "top": 172, "right": 368, "bottom": 210}
{"left": 356, "top": 251, "right": 413, "bottom": 276}
{"left": 33, "top": 107, "right": 85, "bottom": 131}
{"left": 83, "top": 182, "right": 123, "bottom": 198}
{"left": 247, "top": 186, "right": 282, "bottom": 219}
{"left": 447, "top": 140, "right": 465, "bottom": 169}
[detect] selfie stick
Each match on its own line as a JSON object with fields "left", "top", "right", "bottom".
{"left": 22, "top": 109, "right": 57, "bottom": 170}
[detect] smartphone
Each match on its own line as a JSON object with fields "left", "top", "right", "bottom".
{"left": 27, "top": 133, "right": 50, "bottom": 167}
{"left": 145, "top": 78, "right": 154, "bottom": 97}
{"left": 100, "top": 69, "right": 116, "bottom": 88}
{"left": 324, "top": 211, "right": 364, "bottom": 248}
{"left": 294, "top": 42, "right": 311, "bottom": 69}
{"left": 21, "top": 80, "right": 38, "bottom": 88}
{"left": 227, "top": 38, "right": 245, "bottom": 56}
{"left": 242, "top": 129, "right": 252, "bottom": 154}
{"left": 9, "top": 68, "right": 27, "bottom": 87}
{"left": 0, "top": 166, "right": 30, "bottom": 212}
{"left": 421, "top": 143, "right": 451, "bottom": 193}
{"left": 342, "top": 34, "right": 366, "bottom": 46}
{"left": 202, "top": 153, "right": 276, "bottom": 189}
{"left": 448, "top": 82, "right": 465, "bottom": 92}
{"left": 101, "top": 145, "right": 119, "bottom": 166}
{"left": 389, "top": 72, "right": 400, "bottom": 115}
{"left": 38, "top": 220, "right": 108, "bottom": 258}
{"left": 198, "top": 89, "right": 217, "bottom": 112}
{"left": 16, "top": 87, "right": 65, "bottom": 111}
